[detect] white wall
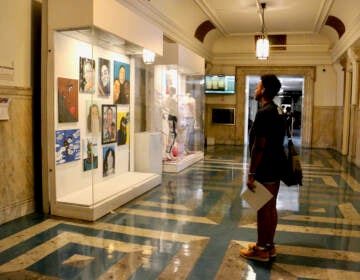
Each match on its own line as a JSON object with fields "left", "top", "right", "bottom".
{"left": 314, "top": 65, "right": 340, "bottom": 106}
{"left": 0, "top": 0, "right": 31, "bottom": 87}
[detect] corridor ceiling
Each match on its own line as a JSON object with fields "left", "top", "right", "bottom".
{"left": 121, "top": 0, "right": 360, "bottom": 53}
{"left": 195, "top": 0, "right": 334, "bottom": 36}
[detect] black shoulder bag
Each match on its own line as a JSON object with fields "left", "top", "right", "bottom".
{"left": 281, "top": 138, "right": 303, "bottom": 186}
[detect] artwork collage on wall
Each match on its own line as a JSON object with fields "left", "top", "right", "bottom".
{"left": 56, "top": 54, "right": 131, "bottom": 177}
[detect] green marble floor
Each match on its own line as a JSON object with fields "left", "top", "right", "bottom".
{"left": 0, "top": 145, "right": 360, "bottom": 279}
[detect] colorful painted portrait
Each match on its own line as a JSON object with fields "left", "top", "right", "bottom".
{"left": 58, "top": 77, "right": 78, "bottom": 123}
{"left": 98, "top": 57, "right": 110, "bottom": 97}
{"left": 86, "top": 100, "right": 101, "bottom": 135}
{"left": 102, "top": 104, "right": 117, "bottom": 144}
{"left": 55, "top": 129, "right": 81, "bottom": 165}
{"left": 113, "top": 61, "right": 130, "bottom": 104}
{"left": 117, "top": 111, "right": 130, "bottom": 146}
{"left": 82, "top": 137, "right": 98, "bottom": 171}
{"left": 103, "top": 145, "right": 115, "bottom": 177}
{"left": 79, "top": 57, "right": 95, "bottom": 93}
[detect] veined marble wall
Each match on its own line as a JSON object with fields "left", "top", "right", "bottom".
{"left": 350, "top": 107, "right": 360, "bottom": 167}
{"left": 312, "top": 106, "right": 343, "bottom": 150}
{"left": 0, "top": 86, "right": 35, "bottom": 225}
{"left": 205, "top": 104, "right": 239, "bottom": 145}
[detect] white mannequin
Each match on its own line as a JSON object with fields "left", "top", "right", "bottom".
{"left": 162, "top": 87, "right": 178, "bottom": 160}
{"left": 180, "top": 92, "right": 197, "bottom": 154}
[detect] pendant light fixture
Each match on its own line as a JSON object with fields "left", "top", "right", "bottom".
{"left": 256, "top": 2, "right": 269, "bottom": 60}
{"left": 142, "top": 48, "right": 155, "bottom": 64}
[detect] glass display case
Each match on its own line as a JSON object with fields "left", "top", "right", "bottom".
{"left": 155, "top": 65, "right": 205, "bottom": 172}
{"left": 43, "top": 0, "right": 164, "bottom": 221}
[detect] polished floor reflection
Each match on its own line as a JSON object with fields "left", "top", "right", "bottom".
{"left": 1, "top": 145, "right": 360, "bottom": 279}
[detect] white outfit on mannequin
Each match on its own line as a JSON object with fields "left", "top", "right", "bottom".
{"left": 162, "top": 87, "right": 178, "bottom": 160}
{"left": 181, "top": 93, "right": 196, "bottom": 154}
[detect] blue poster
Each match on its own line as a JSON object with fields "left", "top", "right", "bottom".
{"left": 55, "top": 129, "right": 81, "bottom": 165}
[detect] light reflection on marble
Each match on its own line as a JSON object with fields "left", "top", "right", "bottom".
{"left": 1, "top": 143, "right": 360, "bottom": 279}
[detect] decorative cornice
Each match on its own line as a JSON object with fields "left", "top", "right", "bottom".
{"left": 212, "top": 51, "right": 332, "bottom": 66}
{"left": 331, "top": 13, "right": 360, "bottom": 62}
{"left": 193, "top": 0, "right": 227, "bottom": 35}
{"left": 118, "top": 0, "right": 213, "bottom": 60}
{"left": 347, "top": 48, "right": 360, "bottom": 64}
{"left": 313, "top": 0, "right": 335, "bottom": 33}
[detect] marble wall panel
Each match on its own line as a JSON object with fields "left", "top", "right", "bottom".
{"left": 312, "top": 106, "right": 342, "bottom": 149}
{"left": 205, "top": 104, "right": 240, "bottom": 145}
{"left": 351, "top": 108, "right": 360, "bottom": 167}
{"left": 0, "top": 86, "right": 34, "bottom": 225}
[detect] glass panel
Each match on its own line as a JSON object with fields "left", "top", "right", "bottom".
{"left": 155, "top": 65, "right": 204, "bottom": 167}
{"left": 53, "top": 27, "right": 137, "bottom": 207}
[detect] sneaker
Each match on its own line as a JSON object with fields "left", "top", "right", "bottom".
{"left": 240, "top": 245, "right": 270, "bottom": 262}
{"left": 248, "top": 243, "right": 277, "bottom": 257}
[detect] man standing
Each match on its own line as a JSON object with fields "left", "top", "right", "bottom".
{"left": 240, "top": 74, "right": 286, "bottom": 262}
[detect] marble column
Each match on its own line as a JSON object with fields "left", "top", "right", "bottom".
{"left": 346, "top": 48, "right": 360, "bottom": 161}
{"left": 341, "top": 68, "right": 352, "bottom": 156}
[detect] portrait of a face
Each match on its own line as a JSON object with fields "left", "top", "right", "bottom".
{"left": 102, "top": 105, "right": 117, "bottom": 144}
{"left": 82, "top": 137, "right": 98, "bottom": 171}
{"left": 101, "top": 65, "right": 109, "bottom": 86}
{"left": 79, "top": 57, "right": 95, "bottom": 93}
{"left": 103, "top": 145, "right": 115, "bottom": 177}
{"left": 86, "top": 101, "right": 101, "bottom": 135}
{"left": 113, "top": 61, "right": 130, "bottom": 104}
{"left": 98, "top": 58, "right": 110, "bottom": 96}
{"left": 118, "top": 65, "right": 126, "bottom": 84}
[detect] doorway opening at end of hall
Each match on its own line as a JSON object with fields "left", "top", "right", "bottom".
{"left": 244, "top": 75, "right": 304, "bottom": 148}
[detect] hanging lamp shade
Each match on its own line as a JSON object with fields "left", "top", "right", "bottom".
{"left": 142, "top": 49, "right": 155, "bottom": 64}
{"left": 256, "top": 2, "right": 269, "bottom": 60}
{"left": 256, "top": 36, "right": 269, "bottom": 59}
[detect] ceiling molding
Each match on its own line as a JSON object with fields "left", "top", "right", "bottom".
{"left": 117, "top": 0, "right": 213, "bottom": 60}
{"left": 211, "top": 51, "right": 332, "bottom": 66}
{"left": 194, "top": 0, "right": 228, "bottom": 35}
{"left": 313, "top": 0, "right": 335, "bottom": 33}
{"left": 331, "top": 13, "right": 360, "bottom": 62}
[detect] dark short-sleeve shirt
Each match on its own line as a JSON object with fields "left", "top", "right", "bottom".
{"left": 249, "top": 101, "right": 286, "bottom": 182}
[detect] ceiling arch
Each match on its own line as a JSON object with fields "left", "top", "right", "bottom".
{"left": 325, "top": 15, "right": 345, "bottom": 39}
{"left": 194, "top": 20, "right": 216, "bottom": 43}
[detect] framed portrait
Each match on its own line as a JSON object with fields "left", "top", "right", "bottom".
{"left": 82, "top": 137, "right": 98, "bottom": 171}
{"left": 86, "top": 100, "right": 101, "bottom": 135}
{"left": 103, "top": 145, "right": 115, "bottom": 177}
{"left": 117, "top": 111, "right": 130, "bottom": 146}
{"left": 57, "top": 77, "right": 78, "bottom": 123}
{"left": 55, "top": 129, "right": 81, "bottom": 165}
{"left": 98, "top": 57, "right": 110, "bottom": 97}
{"left": 113, "top": 61, "right": 130, "bottom": 104}
{"left": 102, "top": 104, "right": 117, "bottom": 144}
{"left": 79, "top": 57, "right": 95, "bottom": 93}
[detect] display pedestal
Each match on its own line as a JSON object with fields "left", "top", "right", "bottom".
{"left": 135, "top": 132, "right": 162, "bottom": 174}
{"left": 54, "top": 172, "right": 161, "bottom": 221}
{"left": 163, "top": 151, "right": 203, "bottom": 173}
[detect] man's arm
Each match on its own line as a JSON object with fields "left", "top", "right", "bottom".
{"left": 247, "top": 136, "right": 266, "bottom": 191}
